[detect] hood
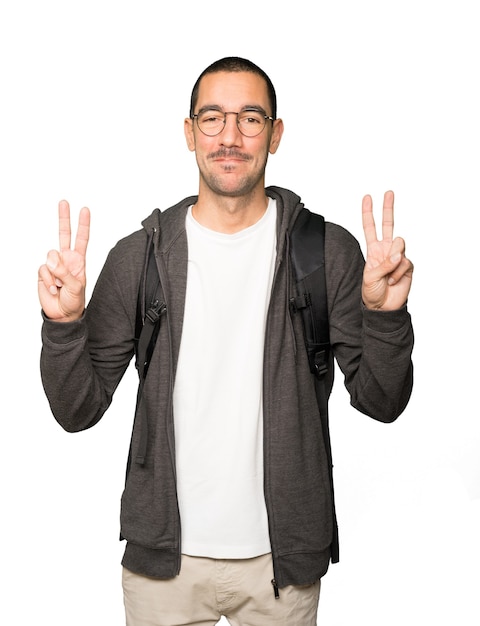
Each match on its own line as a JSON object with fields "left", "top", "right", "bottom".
{"left": 140, "top": 186, "right": 306, "bottom": 258}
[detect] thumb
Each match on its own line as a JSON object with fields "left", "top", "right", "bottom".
{"left": 46, "top": 250, "right": 59, "bottom": 271}
{"left": 46, "top": 250, "right": 67, "bottom": 288}
{"left": 378, "top": 238, "right": 405, "bottom": 276}
{"left": 365, "top": 252, "right": 401, "bottom": 282}
{"left": 370, "top": 253, "right": 403, "bottom": 286}
{"left": 388, "top": 237, "right": 406, "bottom": 268}
{"left": 387, "top": 251, "right": 402, "bottom": 271}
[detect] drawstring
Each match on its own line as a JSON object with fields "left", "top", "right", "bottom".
{"left": 285, "top": 229, "right": 298, "bottom": 358}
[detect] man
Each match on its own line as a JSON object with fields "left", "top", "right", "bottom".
{"left": 38, "top": 57, "right": 414, "bottom": 625}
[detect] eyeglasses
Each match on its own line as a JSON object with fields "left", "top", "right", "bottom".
{"left": 192, "top": 108, "right": 274, "bottom": 138}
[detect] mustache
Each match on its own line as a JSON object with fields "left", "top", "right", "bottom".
{"left": 207, "top": 148, "right": 252, "bottom": 161}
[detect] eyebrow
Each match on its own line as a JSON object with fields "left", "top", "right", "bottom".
{"left": 196, "top": 104, "right": 268, "bottom": 115}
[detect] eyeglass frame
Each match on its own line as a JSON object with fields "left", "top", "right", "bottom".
{"left": 191, "top": 106, "right": 275, "bottom": 137}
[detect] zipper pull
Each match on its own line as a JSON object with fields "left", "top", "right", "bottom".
{"left": 271, "top": 578, "right": 280, "bottom": 599}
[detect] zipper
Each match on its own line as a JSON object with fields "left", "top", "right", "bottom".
{"left": 263, "top": 233, "right": 288, "bottom": 602}
{"left": 271, "top": 578, "right": 280, "bottom": 599}
{"left": 154, "top": 248, "right": 182, "bottom": 568}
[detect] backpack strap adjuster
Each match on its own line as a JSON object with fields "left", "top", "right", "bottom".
{"left": 289, "top": 293, "right": 311, "bottom": 314}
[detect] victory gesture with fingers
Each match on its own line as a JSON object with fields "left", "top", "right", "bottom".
{"left": 38, "top": 200, "right": 91, "bottom": 322}
{"left": 361, "top": 191, "right": 413, "bottom": 311}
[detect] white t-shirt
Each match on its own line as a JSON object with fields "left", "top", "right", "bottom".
{"left": 173, "top": 199, "right": 277, "bottom": 558}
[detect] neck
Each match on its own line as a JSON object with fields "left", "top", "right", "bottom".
{"left": 193, "top": 187, "right": 269, "bottom": 234}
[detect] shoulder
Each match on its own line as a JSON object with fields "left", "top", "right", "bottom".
{"left": 107, "top": 228, "right": 147, "bottom": 271}
{"left": 325, "top": 221, "right": 363, "bottom": 260}
{"left": 324, "top": 222, "right": 365, "bottom": 295}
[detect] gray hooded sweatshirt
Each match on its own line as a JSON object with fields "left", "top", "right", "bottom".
{"left": 40, "top": 186, "right": 414, "bottom": 588}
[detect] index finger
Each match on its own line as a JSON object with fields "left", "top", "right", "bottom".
{"left": 362, "top": 194, "right": 378, "bottom": 245}
{"left": 58, "top": 199, "right": 72, "bottom": 251}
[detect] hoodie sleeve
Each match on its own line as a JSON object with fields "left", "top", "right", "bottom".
{"left": 325, "top": 222, "right": 414, "bottom": 422}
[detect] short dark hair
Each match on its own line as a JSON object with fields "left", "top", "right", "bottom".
{"left": 189, "top": 56, "right": 277, "bottom": 120}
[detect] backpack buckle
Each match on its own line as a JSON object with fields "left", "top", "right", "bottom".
{"left": 289, "top": 293, "right": 311, "bottom": 315}
{"left": 145, "top": 300, "right": 166, "bottom": 324}
{"left": 312, "top": 349, "right": 329, "bottom": 380}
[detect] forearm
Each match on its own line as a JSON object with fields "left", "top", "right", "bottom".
{"left": 341, "top": 306, "right": 414, "bottom": 422}
{"left": 40, "top": 299, "right": 135, "bottom": 432}
{"left": 40, "top": 314, "right": 113, "bottom": 432}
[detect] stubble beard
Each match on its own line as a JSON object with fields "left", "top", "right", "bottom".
{"left": 199, "top": 148, "right": 269, "bottom": 199}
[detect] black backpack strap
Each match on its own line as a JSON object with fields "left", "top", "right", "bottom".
{"left": 289, "top": 208, "right": 339, "bottom": 564}
{"left": 289, "top": 209, "right": 330, "bottom": 378}
{"left": 131, "top": 229, "right": 166, "bottom": 466}
{"left": 135, "top": 230, "right": 165, "bottom": 381}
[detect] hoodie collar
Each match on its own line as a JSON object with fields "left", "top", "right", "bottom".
{"left": 141, "top": 186, "right": 305, "bottom": 256}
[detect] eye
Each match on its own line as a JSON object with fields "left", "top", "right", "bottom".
{"left": 199, "top": 110, "right": 224, "bottom": 124}
{"left": 238, "top": 111, "right": 263, "bottom": 125}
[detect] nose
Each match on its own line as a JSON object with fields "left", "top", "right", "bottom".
{"left": 219, "top": 112, "right": 242, "bottom": 146}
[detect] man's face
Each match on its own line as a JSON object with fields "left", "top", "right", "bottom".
{"left": 184, "top": 71, "right": 283, "bottom": 199}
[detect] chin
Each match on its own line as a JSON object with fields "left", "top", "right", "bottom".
{"left": 207, "top": 174, "right": 261, "bottom": 198}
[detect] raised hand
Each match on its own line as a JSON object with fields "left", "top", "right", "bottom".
{"left": 38, "top": 200, "right": 91, "bottom": 322}
{"left": 361, "top": 191, "right": 413, "bottom": 311}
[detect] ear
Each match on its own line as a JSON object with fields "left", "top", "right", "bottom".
{"left": 184, "top": 117, "right": 196, "bottom": 152}
{"left": 268, "top": 118, "right": 284, "bottom": 155}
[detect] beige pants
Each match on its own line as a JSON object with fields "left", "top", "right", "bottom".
{"left": 122, "top": 553, "right": 320, "bottom": 626}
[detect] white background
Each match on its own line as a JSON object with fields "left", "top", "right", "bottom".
{"left": 1, "top": 1, "right": 479, "bottom": 624}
